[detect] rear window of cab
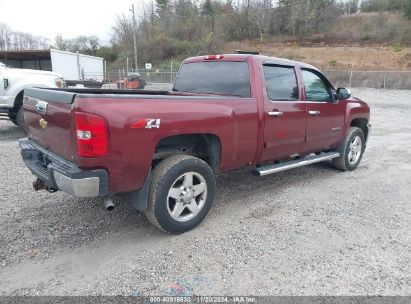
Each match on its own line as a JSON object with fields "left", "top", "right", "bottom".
{"left": 173, "top": 61, "right": 251, "bottom": 97}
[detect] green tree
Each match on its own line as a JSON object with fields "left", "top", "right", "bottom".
{"left": 96, "top": 46, "right": 118, "bottom": 62}
{"left": 156, "top": 0, "right": 169, "bottom": 17}
{"left": 202, "top": 0, "right": 215, "bottom": 32}
{"left": 406, "top": 0, "right": 411, "bottom": 19}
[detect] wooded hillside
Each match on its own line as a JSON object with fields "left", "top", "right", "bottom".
{"left": 1, "top": 0, "right": 410, "bottom": 70}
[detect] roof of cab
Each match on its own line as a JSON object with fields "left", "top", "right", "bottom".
{"left": 183, "top": 53, "right": 319, "bottom": 71}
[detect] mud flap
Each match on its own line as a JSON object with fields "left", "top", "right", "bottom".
{"left": 130, "top": 169, "right": 151, "bottom": 211}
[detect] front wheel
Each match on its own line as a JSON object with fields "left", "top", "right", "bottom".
{"left": 144, "top": 155, "right": 216, "bottom": 234}
{"left": 16, "top": 107, "right": 26, "bottom": 132}
{"left": 8, "top": 111, "right": 18, "bottom": 126}
{"left": 333, "top": 127, "right": 365, "bottom": 171}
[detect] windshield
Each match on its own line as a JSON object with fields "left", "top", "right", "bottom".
{"left": 173, "top": 61, "right": 251, "bottom": 97}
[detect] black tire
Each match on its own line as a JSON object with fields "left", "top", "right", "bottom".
{"left": 333, "top": 127, "right": 365, "bottom": 171}
{"left": 8, "top": 111, "right": 18, "bottom": 126}
{"left": 16, "top": 107, "right": 26, "bottom": 132}
{"left": 144, "top": 155, "right": 216, "bottom": 234}
{"left": 9, "top": 92, "right": 25, "bottom": 131}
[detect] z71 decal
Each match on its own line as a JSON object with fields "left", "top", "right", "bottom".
{"left": 131, "top": 118, "right": 161, "bottom": 129}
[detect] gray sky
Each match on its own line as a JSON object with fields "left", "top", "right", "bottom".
{"left": 0, "top": 0, "right": 143, "bottom": 44}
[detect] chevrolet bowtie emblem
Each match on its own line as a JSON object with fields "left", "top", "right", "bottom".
{"left": 35, "top": 100, "right": 48, "bottom": 115}
{"left": 39, "top": 118, "right": 48, "bottom": 129}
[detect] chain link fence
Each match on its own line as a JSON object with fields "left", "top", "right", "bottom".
{"left": 90, "top": 70, "right": 176, "bottom": 90}
{"left": 323, "top": 70, "right": 411, "bottom": 90}
{"left": 138, "top": 71, "right": 178, "bottom": 84}
{"left": 83, "top": 69, "right": 411, "bottom": 91}
{"left": 99, "top": 71, "right": 178, "bottom": 84}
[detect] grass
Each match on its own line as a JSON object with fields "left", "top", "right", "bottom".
{"left": 329, "top": 59, "right": 338, "bottom": 67}
{"left": 393, "top": 43, "right": 402, "bottom": 52}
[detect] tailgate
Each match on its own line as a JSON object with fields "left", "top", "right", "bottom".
{"left": 23, "top": 88, "right": 77, "bottom": 161}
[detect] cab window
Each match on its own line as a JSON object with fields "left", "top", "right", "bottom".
{"left": 263, "top": 65, "right": 298, "bottom": 100}
{"left": 173, "top": 61, "right": 251, "bottom": 97}
{"left": 301, "top": 69, "right": 332, "bottom": 102}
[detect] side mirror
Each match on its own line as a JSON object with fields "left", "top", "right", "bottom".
{"left": 336, "top": 87, "right": 351, "bottom": 100}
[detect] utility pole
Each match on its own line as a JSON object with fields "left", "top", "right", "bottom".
{"left": 131, "top": 4, "right": 138, "bottom": 72}
{"left": 305, "top": 0, "right": 310, "bottom": 34}
{"left": 126, "top": 57, "right": 129, "bottom": 76}
{"left": 76, "top": 51, "right": 81, "bottom": 80}
{"left": 170, "top": 61, "right": 173, "bottom": 84}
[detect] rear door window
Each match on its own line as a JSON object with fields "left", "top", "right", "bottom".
{"left": 263, "top": 65, "right": 299, "bottom": 100}
{"left": 173, "top": 61, "right": 251, "bottom": 97}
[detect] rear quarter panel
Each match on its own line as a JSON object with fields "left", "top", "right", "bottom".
{"left": 74, "top": 95, "right": 259, "bottom": 193}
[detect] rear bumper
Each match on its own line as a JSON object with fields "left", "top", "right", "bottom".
{"left": 19, "top": 138, "right": 109, "bottom": 197}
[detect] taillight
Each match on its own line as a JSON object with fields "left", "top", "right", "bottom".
{"left": 74, "top": 112, "right": 109, "bottom": 157}
{"left": 204, "top": 55, "right": 224, "bottom": 60}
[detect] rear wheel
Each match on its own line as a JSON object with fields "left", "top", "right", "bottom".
{"left": 333, "top": 127, "right": 365, "bottom": 171}
{"left": 144, "top": 155, "right": 216, "bottom": 234}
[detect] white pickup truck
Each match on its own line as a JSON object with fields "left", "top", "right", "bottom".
{"left": 0, "top": 61, "right": 64, "bottom": 129}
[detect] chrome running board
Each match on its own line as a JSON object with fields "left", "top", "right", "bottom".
{"left": 253, "top": 152, "right": 340, "bottom": 177}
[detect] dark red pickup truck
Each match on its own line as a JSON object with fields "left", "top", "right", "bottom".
{"left": 20, "top": 53, "right": 370, "bottom": 233}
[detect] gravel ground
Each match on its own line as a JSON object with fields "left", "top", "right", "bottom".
{"left": 0, "top": 88, "right": 410, "bottom": 296}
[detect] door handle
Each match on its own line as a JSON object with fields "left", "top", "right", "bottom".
{"left": 268, "top": 111, "right": 284, "bottom": 117}
{"left": 309, "top": 110, "right": 320, "bottom": 116}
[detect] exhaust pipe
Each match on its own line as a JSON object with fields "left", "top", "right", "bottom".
{"left": 104, "top": 197, "right": 114, "bottom": 211}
